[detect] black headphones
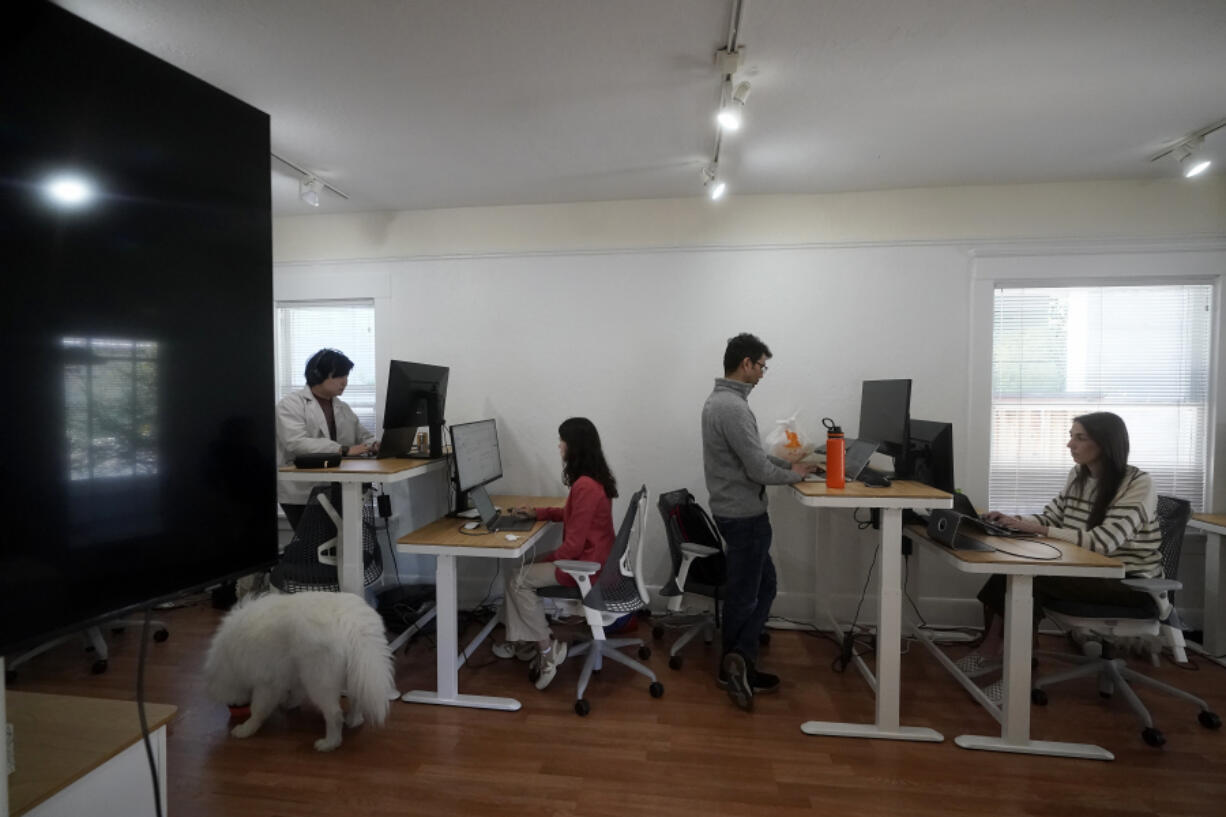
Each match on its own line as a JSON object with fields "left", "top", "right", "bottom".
{"left": 306, "top": 348, "right": 340, "bottom": 386}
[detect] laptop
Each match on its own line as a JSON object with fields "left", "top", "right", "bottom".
{"left": 471, "top": 488, "right": 535, "bottom": 532}
{"left": 950, "top": 492, "right": 1038, "bottom": 538}
{"left": 812, "top": 438, "right": 879, "bottom": 482}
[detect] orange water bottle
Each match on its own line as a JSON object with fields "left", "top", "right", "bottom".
{"left": 822, "top": 417, "right": 845, "bottom": 489}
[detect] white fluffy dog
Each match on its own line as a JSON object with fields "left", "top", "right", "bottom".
{"left": 204, "top": 591, "right": 395, "bottom": 751}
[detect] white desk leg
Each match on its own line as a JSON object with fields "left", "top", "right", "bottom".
{"left": 801, "top": 509, "right": 942, "bottom": 743}
{"left": 400, "top": 554, "right": 521, "bottom": 711}
{"left": 1203, "top": 532, "right": 1225, "bottom": 656}
{"left": 955, "top": 573, "right": 1113, "bottom": 760}
{"left": 339, "top": 482, "right": 364, "bottom": 595}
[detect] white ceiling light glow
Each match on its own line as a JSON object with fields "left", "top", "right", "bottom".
{"left": 300, "top": 176, "right": 323, "bottom": 207}
{"left": 44, "top": 174, "right": 95, "bottom": 207}
{"left": 704, "top": 165, "right": 726, "bottom": 200}
{"left": 702, "top": 0, "right": 750, "bottom": 200}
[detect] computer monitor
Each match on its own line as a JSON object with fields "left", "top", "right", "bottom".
{"left": 909, "top": 419, "right": 954, "bottom": 493}
{"left": 382, "top": 360, "right": 449, "bottom": 458}
{"left": 858, "top": 379, "right": 912, "bottom": 477}
{"left": 449, "top": 419, "right": 503, "bottom": 514}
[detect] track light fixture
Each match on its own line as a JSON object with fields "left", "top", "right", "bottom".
{"left": 1176, "top": 140, "right": 1211, "bottom": 178}
{"left": 299, "top": 176, "right": 322, "bottom": 207}
{"left": 717, "top": 81, "right": 752, "bottom": 132}
{"left": 1149, "top": 120, "right": 1223, "bottom": 180}
{"left": 271, "top": 151, "right": 351, "bottom": 207}
{"left": 703, "top": 165, "right": 726, "bottom": 201}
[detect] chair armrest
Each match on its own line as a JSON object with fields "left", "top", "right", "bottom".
{"left": 554, "top": 560, "right": 601, "bottom": 577}
{"left": 680, "top": 542, "right": 719, "bottom": 558}
{"left": 1122, "top": 578, "right": 1182, "bottom": 593}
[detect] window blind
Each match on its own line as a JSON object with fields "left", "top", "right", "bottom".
{"left": 990, "top": 284, "right": 1212, "bottom": 514}
{"left": 274, "top": 300, "right": 377, "bottom": 432}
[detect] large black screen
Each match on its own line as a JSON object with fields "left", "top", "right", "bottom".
{"left": 1, "top": 3, "right": 276, "bottom": 654}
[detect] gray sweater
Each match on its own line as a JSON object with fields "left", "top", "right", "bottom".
{"left": 701, "top": 378, "right": 801, "bottom": 519}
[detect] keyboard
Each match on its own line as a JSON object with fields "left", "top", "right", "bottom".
{"left": 488, "top": 512, "right": 535, "bottom": 532}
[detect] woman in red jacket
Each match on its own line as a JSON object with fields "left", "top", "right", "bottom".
{"left": 493, "top": 417, "right": 618, "bottom": 690}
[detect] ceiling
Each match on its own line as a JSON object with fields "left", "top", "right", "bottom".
{"left": 52, "top": 0, "right": 1226, "bottom": 215}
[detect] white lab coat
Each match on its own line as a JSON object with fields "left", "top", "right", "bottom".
{"left": 275, "top": 386, "right": 375, "bottom": 504}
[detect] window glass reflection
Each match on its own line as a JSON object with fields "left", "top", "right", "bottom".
{"left": 62, "top": 336, "right": 158, "bottom": 480}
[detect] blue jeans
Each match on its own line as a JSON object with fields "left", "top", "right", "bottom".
{"left": 713, "top": 512, "right": 776, "bottom": 663}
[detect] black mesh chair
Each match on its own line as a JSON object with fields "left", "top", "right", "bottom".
{"left": 271, "top": 485, "right": 382, "bottom": 593}
{"left": 1032, "top": 494, "right": 1221, "bottom": 747}
{"left": 652, "top": 488, "right": 725, "bottom": 670}
{"left": 534, "top": 485, "right": 664, "bottom": 716}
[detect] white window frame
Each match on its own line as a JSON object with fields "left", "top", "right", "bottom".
{"left": 273, "top": 299, "right": 377, "bottom": 432}
{"left": 965, "top": 243, "right": 1225, "bottom": 514}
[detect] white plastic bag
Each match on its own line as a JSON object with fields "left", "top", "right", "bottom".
{"left": 764, "top": 412, "right": 810, "bottom": 463}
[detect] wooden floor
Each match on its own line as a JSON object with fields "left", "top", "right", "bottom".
{"left": 8, "top": 599, "right": 1226, "bottom": 817}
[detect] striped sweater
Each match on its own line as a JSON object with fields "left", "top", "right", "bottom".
{"left": 1023, "top": 465, "right": 1163, "bottom": 578}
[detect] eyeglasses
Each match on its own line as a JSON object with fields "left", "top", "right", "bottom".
{"left": 753, "top": 360, "right": 768, "bottom": 372}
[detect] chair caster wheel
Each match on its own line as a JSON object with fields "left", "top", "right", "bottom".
{"left": 759, "top": 632, "right": 771, "bottom": 646}
{"left": 1141, "top": 727, "right": 1166, "bottom": 747}
{"left": 668, "top": 655, "right": 683, "bottom": 670}
{"left": 91, "top": 659, "right": 108, "bottom": 675}
{"left": 153, "top": 629, "right": 169, "bottom": 643}
{"left": 638, "top": 646, "right": 651, "bottom": 660}
{"left": 575, "top": 699, "right": 590, "bottom": 717}
{"left": 649, "top": 682, "right": 664, "bottom": 698}
{"left": 652, "top": 626, "right": 664, "bottom": 640}
{"left": 1199, "top": 710, "right": 1221, "bottom": 730}
{"left": 1031, "top": 689, "right": 1048, "bottom": 706}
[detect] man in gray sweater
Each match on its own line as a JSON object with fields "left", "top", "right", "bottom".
{"left": 702, "top": 333, "right": 816, "bottom": 711}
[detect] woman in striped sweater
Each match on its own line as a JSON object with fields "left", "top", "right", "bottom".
{"left": 958, "top": 412, "right": 1163, "bottom": 687}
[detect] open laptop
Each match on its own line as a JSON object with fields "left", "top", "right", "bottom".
{"left": 950, "top": 492, "right": 1038, "bottom": 538}
{"left": 470, "top": 486, "right": 535, "bottom": 532}
{"left": 810, "top": 437, "right": 879, "bottom": 482}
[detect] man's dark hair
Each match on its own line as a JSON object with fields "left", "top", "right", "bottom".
{"left": 304, "top": 348, "right": 355, "bottom": 386}
{"left": 723, "top": 333, "right": 772, "bottom": 375}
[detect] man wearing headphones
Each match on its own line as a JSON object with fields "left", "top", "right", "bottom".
{"left": 275, "top": 348, "right": 378, "bottom": 528}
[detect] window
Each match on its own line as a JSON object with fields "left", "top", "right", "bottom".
{"left": 274, "top": 300, "right": 377, "bottom": 431}
{"left": 990, "top": 284, "right": 1213, "bottom": 513}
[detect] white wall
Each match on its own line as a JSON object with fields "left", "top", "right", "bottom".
{"left": 274, "top": 179, "right": 1226, "bottom": 628}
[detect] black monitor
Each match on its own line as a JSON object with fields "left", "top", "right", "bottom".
{"left": 909, "top": 419, "right": 954, "bottom": 493}
{"left": 449, "top": 419, "right": 503, "bottom": 514}
{"left": 383, "top": 360, "right": 449, "bottom": 458}
{"left": 858, "top": 379, "right": 912, "bottom": 477}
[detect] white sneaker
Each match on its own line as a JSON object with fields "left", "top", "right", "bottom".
{"left": 492, "top": 641, "right": 538, "bottom": 661}
{"left": 982, "top": 679, "right": 1003, "bottom": 706}
{"left": 534, "top": 639, "right": 568, "bottom": 690}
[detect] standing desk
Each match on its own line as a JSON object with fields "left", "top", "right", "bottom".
{"left": 1187, "top": 513, "right": 1226, "bottom": 659}
{"left": 906, "top": 522, "right": 1124, "bottom": 760}
{"left": 6, "top": 691, "right": 177, "bottom": 817}
{"left": 791, "top": 480, "right": 952, "bottom": 743}
{"left": 277, "top": 457, "right": 448, "bottom": 594}
{"left": 397, "top": 494, "right": 566, "bottom": 711}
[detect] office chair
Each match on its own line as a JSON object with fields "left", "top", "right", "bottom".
{"left": 270, "top": 485, "right": 383, "bottom": 593}
{"left": 653, "top": 488, "right": 725, "bottom": 670}
{"left": 534, "top": 485, "right": 664, "bottom": 716}
{"left": 1031, "top": 495, "right": 1222, "bottom": 747}
{"left": 6, "top": 618, "right": 169, "bottom": 683}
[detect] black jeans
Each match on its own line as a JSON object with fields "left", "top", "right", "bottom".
{"left": 713, "top": 512, "right": 776, "bottom": 663}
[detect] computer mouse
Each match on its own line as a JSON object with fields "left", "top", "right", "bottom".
{"left": 463, "top": 520, "right": 479, "bottom": 530}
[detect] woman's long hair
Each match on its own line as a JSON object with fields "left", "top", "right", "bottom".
{"left": 1071, "top": 411, "right": 1130, "bottom": 529}
{"left": 559, "top": 417, "right": 618, "bottom": 499}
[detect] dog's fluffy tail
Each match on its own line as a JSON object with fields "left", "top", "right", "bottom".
{"left": 345, "top": 601, "right": 396, "bottom": 726}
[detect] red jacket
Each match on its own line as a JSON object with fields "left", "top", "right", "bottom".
{"left": 535, "top": 475, "right": 615, "bottom": 586}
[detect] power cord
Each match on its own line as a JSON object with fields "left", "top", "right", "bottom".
{"left": 834, "top": 542, "right": 879, "bottom": 672}
{"left": 137, "top": 607, "right": 164, "bottom": 817}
